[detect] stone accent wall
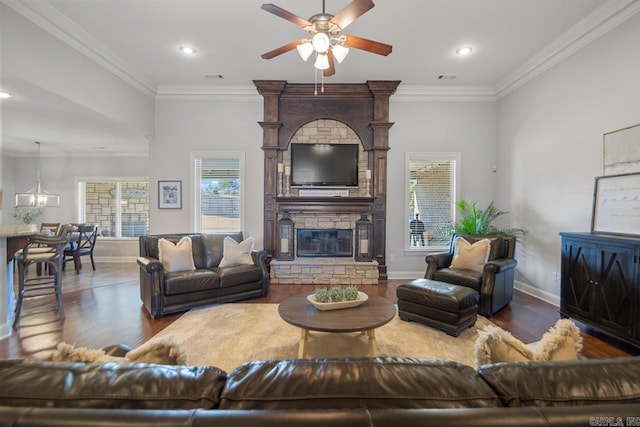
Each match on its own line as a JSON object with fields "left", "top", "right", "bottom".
{"left": 271, "top": 259, "right": 379, "bottom": 285}
{"left": 283, "top": 119, "right": 370, "bottom": 197}
{"left": 273, "top": 119, "right": 378, "bottom": 284}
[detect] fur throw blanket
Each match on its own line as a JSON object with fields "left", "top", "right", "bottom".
{"left": 52, "top": 334, "right": 187, "bottom": 365}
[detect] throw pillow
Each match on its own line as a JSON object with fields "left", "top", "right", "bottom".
{"left": 158, "top": 237, "right": 196, "bottom": 273}
{"left": 219, "top": 236, "right": 255, "bottom": 267}
{"left": 449, "top": 237, "right": 491, "bottom": 272}
{"left": 474, "top": 319, "right": 583, "bottom": 367}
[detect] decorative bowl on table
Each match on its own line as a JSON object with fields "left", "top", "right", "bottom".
{"left": 307, "top": 291, "right": 368, "bottom": 311}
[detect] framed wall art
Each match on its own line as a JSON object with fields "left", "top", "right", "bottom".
{"left": 158, "top": 180, "right": 182, "bottom": 209}
{"left": 603, "top": 123, "right": 640, "bottom": 175}
{"left": 591, "top": 172, "right": 640, "bottom": 236}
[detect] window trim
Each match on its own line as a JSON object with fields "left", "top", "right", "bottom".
{"left": 190, "top": 151, "right": 245, "bottom": 233}
{"left": 76, "top": 176, "right": 149, "bottom": 240}
{"left": 404, "top": 152, "right": 461, "bottom": 252}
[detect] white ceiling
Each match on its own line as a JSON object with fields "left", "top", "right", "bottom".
{"left": 1, "top": 0, "right": 636, "bottom": 156}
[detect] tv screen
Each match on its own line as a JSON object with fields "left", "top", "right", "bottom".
{"left": 290, "top": 143, "right": 359, "bottom": 188}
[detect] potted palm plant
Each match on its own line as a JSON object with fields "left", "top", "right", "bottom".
{"left": 453, "top": 200, "right": 526, "bottom": 239}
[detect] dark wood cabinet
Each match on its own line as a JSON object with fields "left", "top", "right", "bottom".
{"left": 560, "top": 232, "right": 640, "bottom": 348}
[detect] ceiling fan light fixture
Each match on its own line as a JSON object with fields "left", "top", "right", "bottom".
{"left": 297, "top": 41, "right": 314, "bottom": 61}
{"left": 311, "top": 32, "right": 330, "bottom": 53}
{"left": 314, "top": 53, "right": 330, "bottom": 70}
{"left": 332, "top": 43, "right": 349, "bottom": 63}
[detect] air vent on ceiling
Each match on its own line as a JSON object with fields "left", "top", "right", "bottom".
{"left": 203, "top": 73, "right": 224, "bottom": 79}
{"left": 437, "top": 74, "right": 458, "bottom": 80}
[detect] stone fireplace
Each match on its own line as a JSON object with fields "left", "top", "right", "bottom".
{"left": 254, "top": 80, "right": 400, "bottom": 285}
{"left": 297, "top": 229, "right": 353, "bottom": 258}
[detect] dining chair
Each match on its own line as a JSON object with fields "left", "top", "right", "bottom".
{"left": 37, "top": 222, "right": 61, "bottom": 276}
{"left": 63, "top": 224, "right": 98, "bottom": 273}
{"left": 13, "top": 224, "right": 72, "bottom": 329}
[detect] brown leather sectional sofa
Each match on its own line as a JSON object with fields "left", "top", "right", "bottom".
{"left": 1, "top": 356, "right": 639, "bottom": 426}
{"left": 137, "top": 232, "right": 269, "bottom": 318}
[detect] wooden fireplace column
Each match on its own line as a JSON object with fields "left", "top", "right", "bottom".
{"left": 254, "top": 80, "right": 400, "bottom": 280}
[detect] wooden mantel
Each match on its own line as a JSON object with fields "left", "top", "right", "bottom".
{"left": 254, "top": 80, "right": 400, "bottom": 280}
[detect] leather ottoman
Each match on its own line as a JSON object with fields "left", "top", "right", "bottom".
{"left": 396, "top": 279, "right": 479, "bottom": 337}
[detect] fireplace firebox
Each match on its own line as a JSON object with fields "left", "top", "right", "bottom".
{"left": 296, "top": 229, "right": 353, "bottom": 258}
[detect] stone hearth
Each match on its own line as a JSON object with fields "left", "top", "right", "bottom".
{"left": 270, "top": 258, "right": 379, "bottom": 285}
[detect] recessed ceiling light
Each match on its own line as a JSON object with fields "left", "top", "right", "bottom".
{"left": 178, "top": 45, "right": 197, "bottom": 55}
{"left": 455, "top": 46, "right": 473, "bottom": 56}
{"left": 0, "top": 91, "right": 14, "bottom": 99}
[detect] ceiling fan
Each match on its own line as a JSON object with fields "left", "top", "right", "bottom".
{"left": 261, "top": 0, "right": 392, "bottom": 77}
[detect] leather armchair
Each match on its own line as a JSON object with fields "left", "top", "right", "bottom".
{"left": 425, "top": 234, "right": 517, "bottom": 317}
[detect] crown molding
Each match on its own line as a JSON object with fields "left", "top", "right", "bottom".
{"left": 2, "top": 0, "right": 157, "bottom": 98}
{"left": 494, "top": 0, "right": 640, "bottom": 99}
{"left": 394, "top": 85, "right": 496, "bottom": 102}
{"left": 156, "top": 84, "right": 498, "bottom": 102}
{"left": 155, "top": 85, "right": 261, "bottom": 101}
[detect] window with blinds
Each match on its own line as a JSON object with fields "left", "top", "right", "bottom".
{"left": 194, "top": 154, "right": 243, "bottom": 232}
{"left": 406, "top": 153, "right": 460, "bottom": 250}
{"left": 78, "top": 179, "right": 149, "bottom": 238}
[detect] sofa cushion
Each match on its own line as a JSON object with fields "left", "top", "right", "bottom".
{"left": 450, "top": 237, "right": 491, "bottom": 272}
{"left": 218, "top": 264, "right": 264, "bottom": 288}
{"left": 219, "top": 358, "right": 503, "bottom": 410}
{"left": 478, "top": 357, "right": 640, "bottom": 407}
{"left": 158, "top": 237, "right": 196, "bottom": 273}
{"left": 219, "top": 236, "right": 255, "bottom": 267}
{"left": 164, "top": 270, "right": 220, "bottom": 295}
{"left": 0, "top": 359, "right": 227, "bottom": 410}
{"left": 432, "top": 268, "right": 482, "bottom": 290}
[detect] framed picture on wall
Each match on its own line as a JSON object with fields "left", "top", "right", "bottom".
{"left": 591, "top": 172, "right": 640, "bottom": 236}
{"left": 158, "top": 180, "right": 182, "bottom": 209}
{"left": 603, "top": 123, "right": 640, "bottom": 175}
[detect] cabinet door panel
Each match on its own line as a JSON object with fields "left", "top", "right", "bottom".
{"left": 594, "top": 245, "right": 635, "bottom": 334}
{"left": 561, "top": 241, "right": 594, "bottom": 318}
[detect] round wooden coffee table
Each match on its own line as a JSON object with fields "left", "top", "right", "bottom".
{"left": 278, "top": 292, "right": 396, "bottom": 358}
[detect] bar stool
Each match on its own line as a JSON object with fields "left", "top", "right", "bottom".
{"left": 13, "top": 224, "right": 72, "bottom": 329}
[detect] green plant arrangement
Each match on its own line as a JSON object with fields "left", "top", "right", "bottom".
{"left": 313, "top": 287, "right": 330, "bottom": 303}
{"left": 12, "top": 207, "right": 43, "bottom": 224}
{"left": 453, "top": 200, "right": 526, "bottom": 239}
{"left": 313, "top": 285, "right": 360, "bottom": 303}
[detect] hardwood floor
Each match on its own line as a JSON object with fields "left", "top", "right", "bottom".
{"left": 1, "top": 262, "right": 636, "bottom": 360}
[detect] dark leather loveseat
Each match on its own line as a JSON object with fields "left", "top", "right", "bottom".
{"left": 1, "top": 356, "right": 639, "bottom": 426}
{"left": 137, "top": 232, "right": 269, "bottom": 318}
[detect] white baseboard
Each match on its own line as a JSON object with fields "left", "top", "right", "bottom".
{"left": 514, "top": 280, "right": 560, "bottom": 307}
{"left": 0, "top": 323, "right": 11, "bottom": 340}
{"left": 386, "top": 271, "right": 425, "bottom": 280}
{"left": 94, "top": 256, "right": 138, "bottom": 263}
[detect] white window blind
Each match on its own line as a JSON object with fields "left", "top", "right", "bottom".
{"left": 405, "top": 153, "right": 460, "bottom": 250}
{"left": 194, "top": 155, "right": 242, "bottom": 232}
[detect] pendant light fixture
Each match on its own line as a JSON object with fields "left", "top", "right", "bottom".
{"left": 15, "top": 141, "right": 61, "bottom": 208}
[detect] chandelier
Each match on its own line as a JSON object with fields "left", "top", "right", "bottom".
{"left": 15, "top": 141, "right": 61, "bottom": 208}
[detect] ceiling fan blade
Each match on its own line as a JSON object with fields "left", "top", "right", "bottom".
{"left": 261, "top": 40, "right": 301, "bottom": 59}
{"left": 344, "top": 35, "right": 392, "bottom": 56}
{"left": 261, "top": 4, "right": 311, "bottom": 28}
{"left": 324, "top": 53, "right": 336, "bottom": 77}
{"left": 331, "top": 0, "right": 374, "bottom": 30}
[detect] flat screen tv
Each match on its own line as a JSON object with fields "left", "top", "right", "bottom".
{"left": 290, "top": 143, "right": 359, "bottom": 188}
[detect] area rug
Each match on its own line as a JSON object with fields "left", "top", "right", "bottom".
{"left": 151, "top": 303, "right": 493, "bottom": 372}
